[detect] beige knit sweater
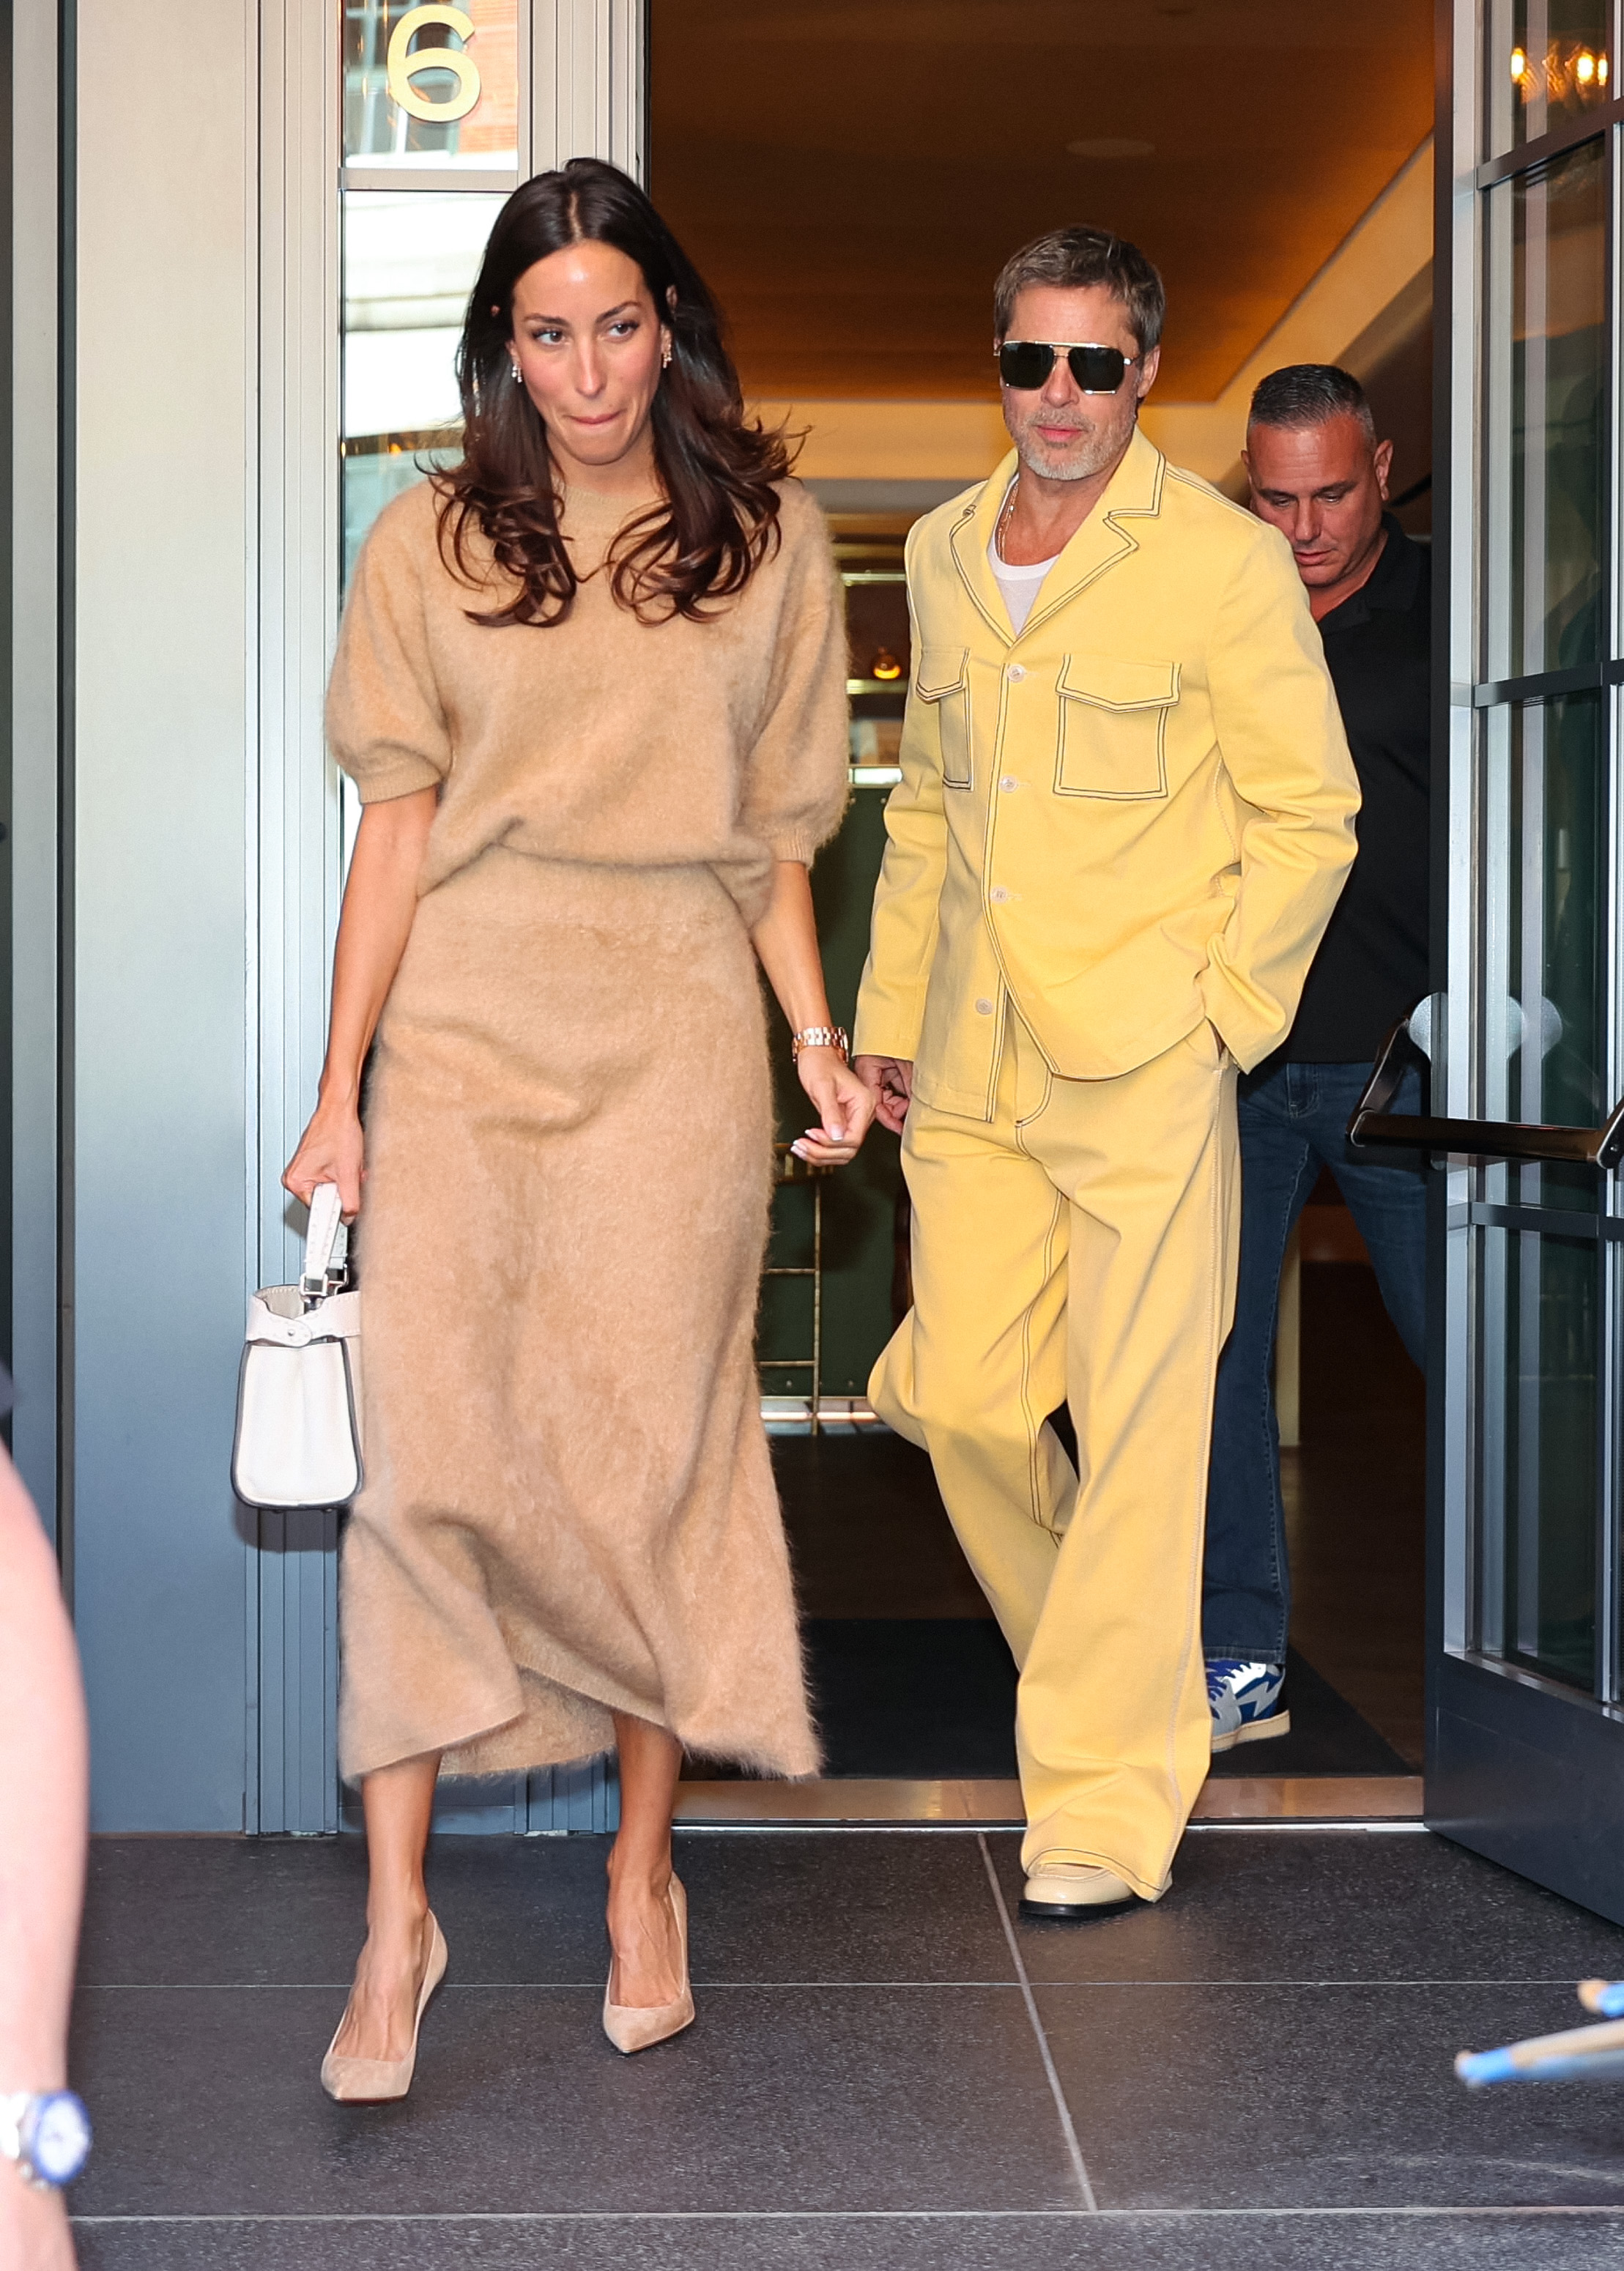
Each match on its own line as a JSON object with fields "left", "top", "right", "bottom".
{"left": 327, "top": 475, "right": 851, "bottom": 921}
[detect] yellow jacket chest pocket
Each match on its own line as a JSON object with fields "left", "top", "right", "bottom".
{"left": 915, "top": 647, "right": 973, "bottom": 788}
{"left": 1054, "top": 654, "right": 1180, "bottom": 799}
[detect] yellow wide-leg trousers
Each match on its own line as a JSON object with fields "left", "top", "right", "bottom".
{"left": 871, "top": 1008, "right": 1239, "bottom": 1898}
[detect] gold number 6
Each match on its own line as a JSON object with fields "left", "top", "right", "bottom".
{"left": 386, "top": 4, "right": 481, "bottom": 125}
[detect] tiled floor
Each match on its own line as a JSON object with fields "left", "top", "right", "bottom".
{"left": 67, "top": 1825, "right": 1624, "bottom": 2267}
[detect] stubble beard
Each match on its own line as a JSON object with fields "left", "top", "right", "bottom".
{"left": 1010, "top": 396, "right": 1138, "bottom": 484}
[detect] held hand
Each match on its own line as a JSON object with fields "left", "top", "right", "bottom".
{"left": 852, "top": 1053, "right": 913, "bottom": 1137}
{"left": 790, "top": 1050, "right": 878, "bottom": 1167}
{"left": 283, "top": 1097, "right": 366, "bottom": 1223}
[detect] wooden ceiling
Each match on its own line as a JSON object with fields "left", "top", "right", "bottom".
{"left": 649, "top": 0, "right": 1434, "bottom": 401}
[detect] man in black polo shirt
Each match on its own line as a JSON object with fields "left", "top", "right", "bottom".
{"left": 1202, "top": 363, "right": 1428, "bottom": 1749}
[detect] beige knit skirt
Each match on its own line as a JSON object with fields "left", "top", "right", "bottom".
{"left": 338, "top": 845, "right": 818, "bottom": 1783}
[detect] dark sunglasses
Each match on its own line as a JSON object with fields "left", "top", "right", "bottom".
{"left": 996, "top": 340, "right": 1138, "bottom": 394}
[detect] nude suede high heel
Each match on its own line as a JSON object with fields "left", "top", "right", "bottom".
{"left": 321, "top": 1914, "right": 448, "bottom": 2103}
{"left": 603, "top": 1875, "right": 695, "bottom": 2054}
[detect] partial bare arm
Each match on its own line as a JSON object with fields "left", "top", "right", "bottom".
{"left": 0, "top": 1455, "right": 86, "bottom": 2270}
{"left": 751, "top": 860, "right": 875, "bottom": 1166}
{"left": 283, "top": 788, "right": 438, "bottom": 1219}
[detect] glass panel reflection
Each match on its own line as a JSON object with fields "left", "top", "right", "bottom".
{"left": 344, "top": 0, "right": 519, "bottom": 173}
{"left": 341, "top": 190, "right": 504, "bottom": 578}
{"left": 1483, "top": 139, "right": 1605, "bottom": 683}
{"left": 1480, "top": 693, "right": 1606, "bottom": 1212}
{"left": 1487, "top": 0, "right": 1612, "bottom": 155}
{"left": 1479, "top": 1226, "right": 1598, "bottom": 1689}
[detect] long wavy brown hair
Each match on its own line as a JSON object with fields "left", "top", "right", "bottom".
{"left": 437, "top": 158, "right": 792, "bottom": 627}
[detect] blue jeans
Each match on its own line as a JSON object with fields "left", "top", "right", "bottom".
{"left": 1202, "top": 1058, "right": 1426, "bottom": 1664}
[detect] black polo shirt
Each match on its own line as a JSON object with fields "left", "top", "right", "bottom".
{"left": 1278, "top": 513, "right": 1431, "bottom": 1063}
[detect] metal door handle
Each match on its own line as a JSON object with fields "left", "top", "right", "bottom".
{"left": 1346, "top": 1011, "right": 1624, "bottom": 1170}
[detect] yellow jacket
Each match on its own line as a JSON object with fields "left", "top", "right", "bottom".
{"left": 853, "top": 432, "right": 1360, "bottom": 1115}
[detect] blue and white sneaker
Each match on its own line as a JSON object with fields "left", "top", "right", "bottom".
{"left": 1206, "top": 1659, "right": 1290, "bottom": 1752}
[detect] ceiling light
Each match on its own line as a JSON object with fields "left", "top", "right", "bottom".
{"left": 1510, "top": 44, "right": 1527, "bottom": 79}
{"left": 1576, "top": 48, "right": 1596, "bottom": 81}
{"left": 1067, "top": 137, "right": 1154, "bottom": 160}
{"left": 1600, "top": 53, "right": 1610, "bottom": 82}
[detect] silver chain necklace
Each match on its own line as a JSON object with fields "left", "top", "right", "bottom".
{"left": 994, "top": 475, "right": 1020, "bottom": 564}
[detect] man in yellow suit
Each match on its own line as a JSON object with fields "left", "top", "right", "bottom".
{"left": 853, "top": 226, "right": 1360, "bottom": 1918}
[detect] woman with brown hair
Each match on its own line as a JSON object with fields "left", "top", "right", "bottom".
{"left": 284, "top": 158, "right": 870, "bottom": 2096}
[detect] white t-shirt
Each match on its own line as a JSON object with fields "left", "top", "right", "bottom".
{"left": 988, "top": 533, "right": 1059, "bottom": 635}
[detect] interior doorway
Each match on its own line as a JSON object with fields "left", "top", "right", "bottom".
{"left": 650, "top": 0, "right": 1437, "bottom": 1822}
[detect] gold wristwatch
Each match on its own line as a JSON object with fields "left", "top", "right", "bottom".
{"left": 791, "top": 1026, "right": 849, "bottom": 1063}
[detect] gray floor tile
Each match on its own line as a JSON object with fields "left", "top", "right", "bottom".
{"left": 75, "top": 1831, "right": 1624, "bottom": 2251}
{"left": 70, "top": 1982, "right": 1078, "bottom": 2217}
{"left": 672, "top": 1831, "right": 1014, "bottom": 1982}
{"left": 78, "top": 1837, "right": 599, "bottom": 1989}
{"left": 1039, "top": 1979, "right": 1624, "bottom": 2209}
{"left": 71, "top": 2209, "right": 1624, "bottom": 2270}
{"left": 80, "top": 1831, "right": 1012, "bottom": 1989}
{"left": 987, "top": 1830, "right": 1624, "bottom": 1985}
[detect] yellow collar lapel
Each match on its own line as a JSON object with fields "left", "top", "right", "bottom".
{"left": 1017, "top": 426, "right": 1168, "bottom": 643}
{"left": 948, "top": 450, "right": 1021, "bottom": 648}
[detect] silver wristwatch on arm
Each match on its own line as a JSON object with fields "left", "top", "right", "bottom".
{"left": 0, "top": 2090, "right": 91, "bottom": 2190}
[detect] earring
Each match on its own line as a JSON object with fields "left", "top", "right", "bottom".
{"left": 511, "top": 360, "right": 523, "bottom": 386}
{"left": 661, "top": 341, "right": 672, "bottom": 369}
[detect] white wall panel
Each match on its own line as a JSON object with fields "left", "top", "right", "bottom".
{"left": 533, "top": 0, "right": 645, "bottom": 179}
{"left": 73, "top": 0, "right": 256, "bottom": 1828}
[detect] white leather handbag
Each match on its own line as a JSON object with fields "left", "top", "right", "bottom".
{"left": 231, "top": 1182, "right": 364, "bottom": 1511}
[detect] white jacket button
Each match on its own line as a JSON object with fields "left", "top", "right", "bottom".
{"left": 975, "top": 998, "right": 995, "bottom": 1015}
{"left": 1000, "top": 775, "right": 1018, "bottom": 792}
{"left": 1006, "top": 664, "right": 1026, "bottom": 681}
{"left": 990, "top": 886, "right": 1009, "bottom": 903}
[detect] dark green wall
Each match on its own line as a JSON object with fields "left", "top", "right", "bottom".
{"left": 760, "top": 785, "right": 903, "bottom": 1400}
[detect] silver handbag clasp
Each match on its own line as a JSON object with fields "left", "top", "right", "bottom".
{"left": 302, "top": 1222, "right": 349, "bottom": 1305}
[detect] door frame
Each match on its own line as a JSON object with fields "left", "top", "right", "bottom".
{"left": 1426, "top": 0, "right": 1624, "bottom": 1922}
{"left": 254, "top": 0, "right": 646, "bottom": 1834}
{"left": 10, "top": 1, "right": 66, "bottom": 1542}
{"left": 13, "top": 0, "right": 646, "bottom": 1834}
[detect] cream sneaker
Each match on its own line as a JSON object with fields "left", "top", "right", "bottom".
{"left": 1020, "top": 1860, "right": 1141, "bottom": 1920}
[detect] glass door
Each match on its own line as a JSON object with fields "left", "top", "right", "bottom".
{"left": 1425, "top": 0, "right": 1624, "bottom": 1920}
{"left": 341, "top": 4, "right": 525, "bottom": 580}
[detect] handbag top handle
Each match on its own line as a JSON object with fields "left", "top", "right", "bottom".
{"left": 300, "top": 1183, "right": 349, "bottom": 1302}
